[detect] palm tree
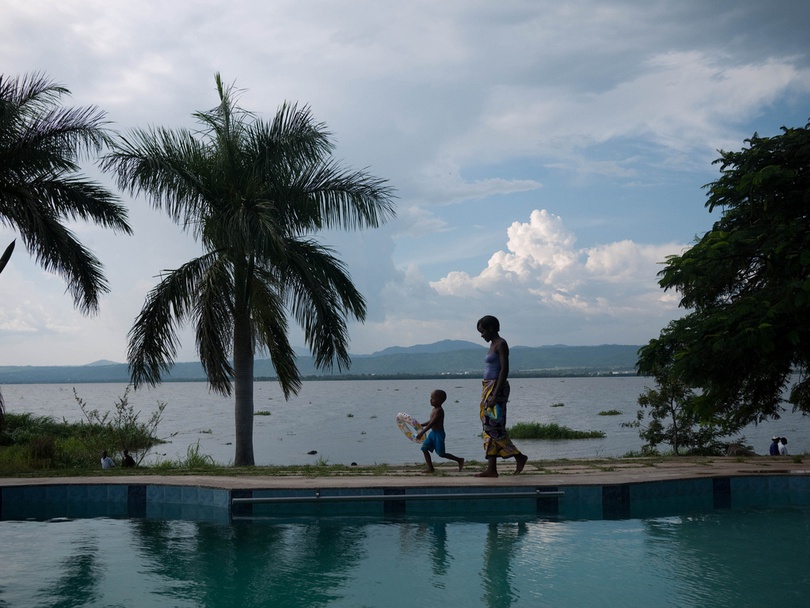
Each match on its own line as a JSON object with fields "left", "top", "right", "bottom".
{"left": 0, "top": 73, "right": 132, "bottom": 313}
{"left": 102, "top": 75, "right": 395, "bottom": 465}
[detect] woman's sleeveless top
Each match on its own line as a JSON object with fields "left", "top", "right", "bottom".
{"left": 484, "top": 350, "right": 500, "bottom": 379}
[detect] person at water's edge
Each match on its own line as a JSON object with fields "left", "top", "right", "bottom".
{"left": 415, "top": 389, "right": 465, "bottom": 474}
{"left": 475, "top": 315, "right": 528, "bottom": 477}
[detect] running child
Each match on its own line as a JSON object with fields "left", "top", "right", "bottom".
{"left": 415, "top": 389, "right": 465, "bottom": 473}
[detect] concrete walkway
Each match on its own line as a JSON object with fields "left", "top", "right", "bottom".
{"left": 2, "top": 456, "right": 807, "bottom": 490}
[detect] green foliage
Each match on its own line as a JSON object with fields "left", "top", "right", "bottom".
{"left": 28, "top": 436, "right": 56, "bottom": 461}
{"left": 151, "top": 441, "right": 218, "bottom": 469}
{"left": 101, "top": 74, "right": 395, "bottom": 466}
{"left": 0, "top": 387, "right": 165, "bottom": 471}
{"left": 180, "top": 441, "right": 217, "bottom": 468}
{"left": 624, "top": 371, "right": 734, "bottom": 456}
{"left": 74, "top": 386, "right": 165, "bottom": 465}
{"left": 598, "top": 409, "right": 622, "bottom": 416}
{"left": 639, "top": 120, "right": 810, "bottom": 426}
{"left": 0, "top": 72, "right": 131, "bottom": 313}
{"left": 508, "top": 422, "right": 604, "bottom": 439}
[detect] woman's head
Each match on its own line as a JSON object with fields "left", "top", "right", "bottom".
{"left": 477, "top": 315, "right": 500, "bottom": 332}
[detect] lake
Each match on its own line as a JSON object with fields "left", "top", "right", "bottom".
{"left": 2, "top": 377, "right": 807, "bottom": 466}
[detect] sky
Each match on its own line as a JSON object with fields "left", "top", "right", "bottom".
{"left": 1, "top": 0, "right": 809, "bottom": 367}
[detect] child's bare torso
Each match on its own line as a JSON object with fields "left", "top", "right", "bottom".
{"left": 429, "top": 406, "right": 445, "bottom": 432}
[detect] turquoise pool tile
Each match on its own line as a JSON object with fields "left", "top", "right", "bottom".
{"left": 731, "top": 477, "right": 772, "bottom": 508}
{"left": 146, "top": 485, "right": 166, "bottom": 504}
{"left": 85, "top": 485, "right": 111, "bottom": 503}
{"left": 44, "top": 485, "right": 68, "bottom": 503}
{"left": 201, "top": 487, "right": 230, "bottom": 507}
{"left": 106, "top": 485, "right": 128, "bottom": 504}
{"left": 180, "top": 486, "right": 200, "bottom": 504}
{"left": 67, "top": 485, "right": 90, "bottom": 503}
{"left": 788, "top": 475, "right": 810, "bottom": 505}
{"left": 557, "top": 486, "right": 602, "bottom": 520}
{"left": 162, "top": 486, "right": 183, "bottom": 504}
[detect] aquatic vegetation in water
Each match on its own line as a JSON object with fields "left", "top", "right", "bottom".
{"left": 508, "top": 422, "right": 605, "bottom": 440}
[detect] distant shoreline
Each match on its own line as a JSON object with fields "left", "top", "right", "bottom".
{"left": 0, "top": 343, "right": 642, "bottom": 384}
{"left": 1, "top": 369, "right": 641, "bottom": 385}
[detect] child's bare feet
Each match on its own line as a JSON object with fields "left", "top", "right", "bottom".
{"left": 457, "top": 458, "right": 465, "bottom": 472}
{"left": 514, "top": 454, "right": 528, "bottom": 474}
{"left": 421, "top": 468, "right": 435, "bottom": 475}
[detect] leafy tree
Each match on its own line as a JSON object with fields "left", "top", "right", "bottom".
{"left": 638, "top": 121, "right": 810, "bottom": 428}
{"left": 626, "top": 358, "right": 733, "bottom": 456}
{"left": 101, "top": 75, "right": 395, "bottom": 466}
{"left": 0, "top": 73, "right": 131, "bottom": 312}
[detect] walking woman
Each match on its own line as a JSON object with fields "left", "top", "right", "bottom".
{"left": 475, "top": 315, "right": 528, "bottom": 477}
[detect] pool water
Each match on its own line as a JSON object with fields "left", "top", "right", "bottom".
{"left": 1, "top": 508, "right": 809, "bottom": 607}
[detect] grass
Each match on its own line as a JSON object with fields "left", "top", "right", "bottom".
{"left": 507, "top": 422, "right": 605, "bottom": 440}
{"left": 598, "top": 409, "right": 622, "bottom": 416}
{"left": 0, "top": 453, "right": 805, "bottom": 480}
{"left": 0, "top": 387, "right": 166, "bottom": 473}
{"left": 0, "top": 412, "right": 164, "bottom": 472}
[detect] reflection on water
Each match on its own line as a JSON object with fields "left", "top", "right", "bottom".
{"left": 481, "top": 522, "right": 526, "bottom": 607}
{"left": 2, "top": 508, "right": 808, "bottom": 607}
{"left": 49, "top": 534, "right": 103, "bottom": 606}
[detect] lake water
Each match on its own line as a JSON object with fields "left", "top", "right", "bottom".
{"left": 2, "top": 377, "right": 807, "bottom": 466}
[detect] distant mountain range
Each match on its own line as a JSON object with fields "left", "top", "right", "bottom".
{"left": 0, "top": 340, "right": 641, "bottom": 384}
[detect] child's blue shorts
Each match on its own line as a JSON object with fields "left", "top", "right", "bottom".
{"left": 421, "top": 429, "right": 446, "bottom": 457}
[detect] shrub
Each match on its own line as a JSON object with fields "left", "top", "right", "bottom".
{"left": 74, "top": 385, "right": 166, "bottom": 464}
{"left": 0, "top": 387, "right": 166, "bottom": 471}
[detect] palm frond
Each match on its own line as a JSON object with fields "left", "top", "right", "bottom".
{"left": 10, "top": 204, "right": 108, "bottom": 313}
{"left": 250, "top": 277, "right": 302, "bottom": 398}
{"left": 268, "top": 238, "right": 367, "bottom": 371}
{"left": 101, "top": 127, "right": 211, "bottom": 234}
{"left": 298, "top": 160, "right": 396, "bottom": 231}
{"left": 21, "top": 178, "right": 131, "bottom": 232}
{"left": 128, "top": 253, "right": 223, "bottom": 387}
{"left": 194, "top": 257, "right": 236, "bottom": 394}
{"left": 0, "top": 239, "right": 14, "bottom": 274}
{"left": 0, "top": 71, "right": 129, "bottom": 312}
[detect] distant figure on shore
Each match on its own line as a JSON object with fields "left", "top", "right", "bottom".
{"left": 101, "top": 450, "right": 115, "bottom": 469}
{"left": 122, "top": 449, "right": 136, "bottom": 467}
{"left": 770, "top": 436, "right": 781, "bottom": 455}
{"left": 475, "top": 315, "right": 528, "bottom": 477}
{"left": 779, "top": 437, "right": 789, "bottom": 455}
{"left": 415, "top": 389, "right": 465, "bottom": 474}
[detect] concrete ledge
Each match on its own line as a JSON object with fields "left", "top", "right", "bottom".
{"left": 1, "top": 457, "right": 808, "bottom": 523}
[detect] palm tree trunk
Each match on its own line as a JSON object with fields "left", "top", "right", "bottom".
{"left": 233, "top": 309, "right": 255, "bottom": 466}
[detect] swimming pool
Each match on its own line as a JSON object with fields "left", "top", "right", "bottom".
{"left": 1, "top": 507, "right": 808, "bottom": 607}
{"left": 2, "top": 474, "right": 809, "bottom": 606}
